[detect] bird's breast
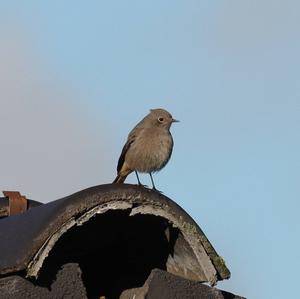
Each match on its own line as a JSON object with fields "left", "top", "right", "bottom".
{"left": 126, "top": 130, "right": 173, "bottom": 173}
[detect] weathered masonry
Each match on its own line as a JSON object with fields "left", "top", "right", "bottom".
{"left": 0, "top": 184, "right": 245, "bottom": 299}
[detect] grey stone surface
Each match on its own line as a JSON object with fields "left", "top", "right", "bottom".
{"left": 120, "top": 269, "right": 245, "bottom": 299}
{"left": 0, "top": 263, "right": 87, "bottom": 299}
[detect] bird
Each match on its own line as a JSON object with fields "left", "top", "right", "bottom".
{"left": 113, "top": 108, "right": 179, "bottom": 190}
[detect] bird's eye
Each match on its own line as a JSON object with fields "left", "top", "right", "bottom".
{"left": 158, "top": 117, "right": 164, "bottom": 122}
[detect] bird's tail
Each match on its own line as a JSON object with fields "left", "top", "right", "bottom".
{"left": 112, "top": 174, "right": 127, "bottom": 184}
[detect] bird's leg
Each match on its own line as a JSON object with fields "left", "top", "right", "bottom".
{"left": 135, "top": 171, "right": 148, "bottom": 188}
{"left": 135, "top": 171, "right": 142, "bottom": 185}
{"left": 149, "top": 173, "right": 163, "bottom": 193}
{"left": 149, "top": 172, "right": 156, "bottom": 190}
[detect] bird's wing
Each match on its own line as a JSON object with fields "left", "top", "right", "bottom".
{"left": 117, "top": 117, "right": 146, "bottom": 172}
{"left": 117, "top": 134, "right": 136, "bottom": 172}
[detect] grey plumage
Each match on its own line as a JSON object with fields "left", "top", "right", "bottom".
{"left": 113, "top": 108, "right": 178, "bottom": 189}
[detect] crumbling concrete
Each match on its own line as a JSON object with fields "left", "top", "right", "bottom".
{"left": 0, "top": 263, "right": 87, "bottom": 299}
{"left": 0, "top": 184, "right": 238, "bottom": 298}
{"left": 120, "top": 269, "right": 245, "bottom": 299}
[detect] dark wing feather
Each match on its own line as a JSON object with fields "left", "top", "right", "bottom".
{"left": 117, "top": 135, "right": 135, "bottom": 172}
{"left": 117, "top": 115, "right": 147, "bottom": 172}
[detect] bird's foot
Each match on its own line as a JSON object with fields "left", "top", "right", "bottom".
{"left": 136, "top": 183, "right": 149, "bottom": 189}
{"left": 152, "top": 186, "right": 163, "bottom": 194}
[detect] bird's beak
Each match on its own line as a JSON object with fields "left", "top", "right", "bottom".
{"left": 172, "top": 118, "right": 180, "bottom": 123}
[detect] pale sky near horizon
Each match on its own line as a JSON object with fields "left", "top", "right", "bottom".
{"left": 1, "top": 2, "right": 300, "bottom": 298}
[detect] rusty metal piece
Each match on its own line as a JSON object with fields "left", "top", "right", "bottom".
{"left": 3, "top": 191, "right": 28, "bottom": 216}
{"left": 0, "top": 197, "right": 9, "bottom": 217}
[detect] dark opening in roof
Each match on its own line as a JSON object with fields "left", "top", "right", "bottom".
{"left": 37, "top": 209, "right": 178, "bottom": 298}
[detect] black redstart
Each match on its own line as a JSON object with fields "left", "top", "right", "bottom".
{"left": 113, "top": 108, "right": 178, "bottom": 189}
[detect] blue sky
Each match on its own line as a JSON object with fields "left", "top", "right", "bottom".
{"left": 1, "top": 1, "right": 299, "bottom": 298}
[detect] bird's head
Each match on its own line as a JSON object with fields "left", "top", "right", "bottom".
{"left": 149, "top": 108, "right": 179, "bottom": 130}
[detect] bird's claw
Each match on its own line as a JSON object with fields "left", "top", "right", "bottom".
{"left": 137, "top": 183, "right": 149, "bottom": 189}
{"left": 153, "top": 188, "right": 163, "bottom": 194}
